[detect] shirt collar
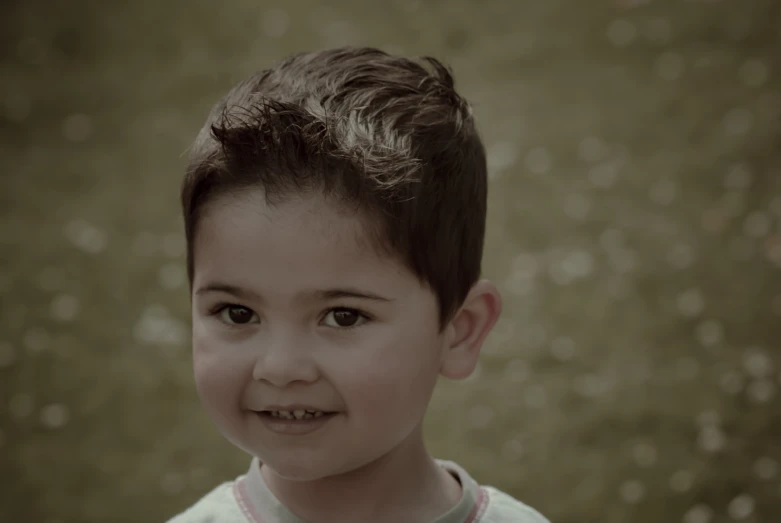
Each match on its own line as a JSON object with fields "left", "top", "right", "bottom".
{"left": 236, "top": 457, "right": 484, "bottom": 523}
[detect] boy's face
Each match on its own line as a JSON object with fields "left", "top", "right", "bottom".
{"left": 191, "top": 189, "right": 448, "bottom": 480}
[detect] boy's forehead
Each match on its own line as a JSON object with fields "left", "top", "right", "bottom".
{"left": 204, "top": 190, "right": 374, "bottom": 248}
{"left": 194, "top": 190, "right": 405, "bottom": 284}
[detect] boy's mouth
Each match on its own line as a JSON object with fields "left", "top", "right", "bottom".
{"left": 255, "top": 408, "right": 339, "bottom": 435}
{"left": 261, "top": 409, "right": 336, "bottom": 420}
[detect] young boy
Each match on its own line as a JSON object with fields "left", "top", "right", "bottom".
{"left": 169, "top": 47, "right": 549, "bottom": 523}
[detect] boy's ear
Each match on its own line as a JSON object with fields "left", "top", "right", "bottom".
{"left": 440, "top": 279, "right": 502, "bottom": 380}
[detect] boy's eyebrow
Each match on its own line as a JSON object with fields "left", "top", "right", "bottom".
{"left": 311, "top": 289, "right": 393, "bottom": 302}
{"left": 195, "top": 283, "right": 393, "bottom": 302}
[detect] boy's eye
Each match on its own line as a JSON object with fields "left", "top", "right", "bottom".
{"left": 323, "top": 308, "right": 367, "bottom": 329}
{"left": 219, "top": 305, "right": 258, "bottom": 325}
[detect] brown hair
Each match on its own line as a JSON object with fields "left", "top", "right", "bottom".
{"left": 182, "top": 47, "right": 487, "bottom": 329}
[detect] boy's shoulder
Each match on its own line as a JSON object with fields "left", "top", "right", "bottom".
{"left": 480, "top": 485, "right": 550, "bottom": 523}
{"left": 166, "top": 481, "right": 248, "bottom": 523}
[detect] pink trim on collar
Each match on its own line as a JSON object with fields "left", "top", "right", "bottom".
{"left": 234, "top": 477, "right": 266, "bottom": 523}
{"left": 233, "top": 470, "right": 488, "bottom": 523}
{"left": 463, "top": 487, "right": 489, "bottom": 523}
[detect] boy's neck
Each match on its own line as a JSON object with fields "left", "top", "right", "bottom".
{"left": 260, "top": 427, "right": 462, "bottom": 523}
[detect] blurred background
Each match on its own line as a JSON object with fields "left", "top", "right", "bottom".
{"left": 1, "top": 0, "right": 780, "bottom": 522}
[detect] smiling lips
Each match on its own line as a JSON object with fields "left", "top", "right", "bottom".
{"left": 256, "top": 408, "right": 339, "bottom": 435}
{"left": 265, "top": 409, "right": 329, "bottom": 420}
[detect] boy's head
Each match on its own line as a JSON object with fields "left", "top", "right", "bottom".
{"left": 183, "top": 47, "right": 487, "bottom": 329}
{"left": 182, "top": 47, "right": 501, "bottom": 480}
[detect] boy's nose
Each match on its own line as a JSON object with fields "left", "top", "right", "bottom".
{"left": 251, "top": 333, "right": 318, "bottom": 387}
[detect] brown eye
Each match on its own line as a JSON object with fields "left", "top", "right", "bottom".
{"left": 220, "top": 306, "right": 257, "bottom": 325}
{"left": 334, "top": 310, "right": 358, "bottom": 327}
{"left": 324, "top": 308, "right": 367, "bottom": 329}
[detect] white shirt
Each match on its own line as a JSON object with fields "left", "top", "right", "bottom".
{"left": 168, "top": 458, "right": 549, "bottom": 523}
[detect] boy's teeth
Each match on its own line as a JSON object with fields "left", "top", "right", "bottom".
{"left": 269, "top": 410, "right": 327, "bottom": 420}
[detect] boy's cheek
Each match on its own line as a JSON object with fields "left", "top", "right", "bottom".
{"left": 191, "top": 320, "right": 219, "bottom": 353}
{"left": 346, "top": 359, "right": 436, "bottom": 411}
{"left": 192, "top": 357, "right": 249, "bottom": 442}
{"left": 193, "top": 358, "right": 223, "bottom": 407}
{"left": 192, "top": 345, "right": 244, "bottom": 408}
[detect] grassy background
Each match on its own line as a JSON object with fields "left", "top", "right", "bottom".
{"left": 1, "top": 1, "right": 780, "bottom": 522}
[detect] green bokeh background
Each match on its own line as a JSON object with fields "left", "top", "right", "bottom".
{"left": 2, "top": 1, "right": 780, "bottom": 522}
